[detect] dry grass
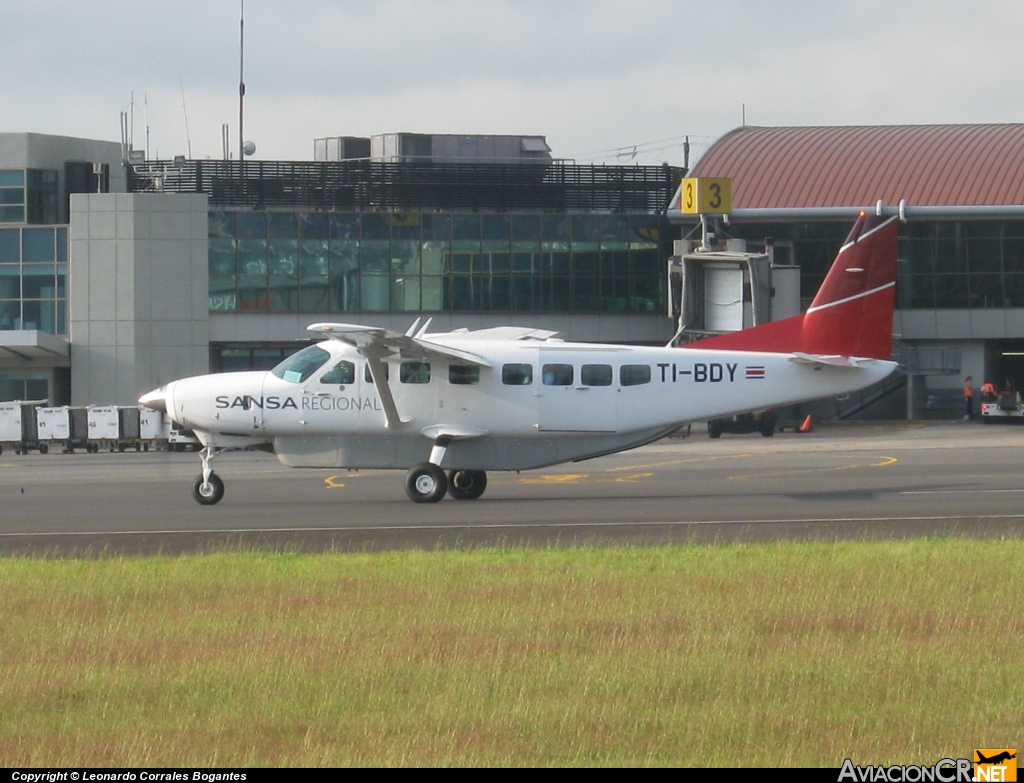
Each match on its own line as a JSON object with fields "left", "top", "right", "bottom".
{"left": 0, "top": 540, "right": 1021, "bottom": 766}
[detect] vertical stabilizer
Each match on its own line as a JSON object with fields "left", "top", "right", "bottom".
{"left": 800, "top": 213, "right": 899, "bottom": 360}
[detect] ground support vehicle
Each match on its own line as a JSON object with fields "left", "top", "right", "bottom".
{"left": 981, "top": 392, "right": 1024, "bottom": 423}
{"left": 707, "top": 409, "right": 778, "bottom": 438}
{"left": 159, "top": 416, "right": 200, "bottom": 451}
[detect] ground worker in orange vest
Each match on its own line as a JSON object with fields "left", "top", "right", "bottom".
{"left": 964, "top": 376, "right": 974, "bottom": 420}
{"left": 982, "top": 380, "right": 997, "bottom": 402}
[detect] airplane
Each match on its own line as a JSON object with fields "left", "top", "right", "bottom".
{"left": 976, "top": 751, "right": 1016, "bottom": 765}
{"left": 139, "top": 211, "right": 900, "bottom": 506}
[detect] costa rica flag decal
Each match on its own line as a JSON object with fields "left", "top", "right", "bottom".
{"left": 745, "top": 366, "right": 766, "bottom": 379}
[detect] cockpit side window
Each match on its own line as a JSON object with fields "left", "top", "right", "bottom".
{"left": 271, "top": 344, "right": 331, "bottom": 384}
{"left": 320, "top": 360, "right": 355, "bottom": 385}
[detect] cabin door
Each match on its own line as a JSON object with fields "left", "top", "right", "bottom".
{"left": 537, "top": 351, "right": 617, "bottom": 432}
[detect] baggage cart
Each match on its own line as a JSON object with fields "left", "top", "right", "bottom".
{"left": 87, "top": 406, "right": 121, "bottom": 452}
{"left": 35, "top": 406, "right": 71, "bottom": 454}
{"left": 1, "top": 401, "right": 47, "bottom": 454}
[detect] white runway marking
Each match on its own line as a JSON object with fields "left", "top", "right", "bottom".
{"left": 899, "top": 489, "right": 1024, "bottom": 495}
{"left": 2, "top": 513, "right": 1023, "bottom": 538}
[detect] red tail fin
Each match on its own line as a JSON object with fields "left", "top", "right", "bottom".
{"left": 682, "top": 213, "right": 899, "bottom": 360}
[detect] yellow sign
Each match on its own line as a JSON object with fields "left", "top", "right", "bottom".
{"left": 679, "top": 177, "right": 732, "bottom": 215}
{"left": 974, "top": 749, "right": 1018, "bottom": 782}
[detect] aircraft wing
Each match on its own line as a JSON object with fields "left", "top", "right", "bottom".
{"left": 307, "top": 321, "right": 492, "bottom": 367}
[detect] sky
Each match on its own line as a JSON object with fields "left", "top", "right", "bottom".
{"left": 3, "top": 0, "right": 1024, "bottom": 166}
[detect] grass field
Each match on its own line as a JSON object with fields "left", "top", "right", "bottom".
{"left": 0, "top": 539, "right": 1021, "bottom": 766}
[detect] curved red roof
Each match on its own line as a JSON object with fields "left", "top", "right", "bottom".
{"left": 689, "top": 124, "right": 1024, "bottom": 208}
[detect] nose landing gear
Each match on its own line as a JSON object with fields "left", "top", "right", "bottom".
{"left": 192, "top": 473, "right": 225, "bottom": 505}
{"left": 191, "top": 444, "right": 226, "bottom": 505}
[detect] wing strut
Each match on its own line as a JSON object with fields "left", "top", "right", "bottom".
{"left": 364, "top": 349, "right": 407, "bottom": 430}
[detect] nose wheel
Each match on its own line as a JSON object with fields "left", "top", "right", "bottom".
{"left": 190, "top": 443, "right": 228, "bottom": 505}
{"left": 191, "top": 473, "right": 224, "bottom": 505}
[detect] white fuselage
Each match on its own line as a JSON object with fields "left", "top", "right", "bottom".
{"left": 161, "top": 337, "right": 895, "bottom": 471}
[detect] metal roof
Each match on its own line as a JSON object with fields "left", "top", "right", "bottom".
{"left": 689, "top": 124, "right": 1024, "bottom": 208}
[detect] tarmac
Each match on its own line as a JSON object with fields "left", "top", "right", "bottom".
{"left": 2, "top": 419, "right": 1023, "bottom": 556}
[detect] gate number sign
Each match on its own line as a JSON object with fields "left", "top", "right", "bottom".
{"left": 680, "top": 177, "right": 732, "bottom": 215}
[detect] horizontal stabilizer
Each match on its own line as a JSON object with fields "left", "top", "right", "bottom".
{"left": 789, "top": 352, "right": 862, "bottom": 368}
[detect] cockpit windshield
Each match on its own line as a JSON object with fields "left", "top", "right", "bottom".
{"left": 270, "top": 344, "right": 331, "bottom": 384}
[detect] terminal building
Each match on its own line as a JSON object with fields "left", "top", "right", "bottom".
{"left": 3, "top": 124, "right": 1024, "bottom": 419}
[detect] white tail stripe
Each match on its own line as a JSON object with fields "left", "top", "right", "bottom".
{"left": 836, "top": 215, "right": 900, "bottom": 254}
{"left": 806, "top": 281, "right": 895, "bottom": 314}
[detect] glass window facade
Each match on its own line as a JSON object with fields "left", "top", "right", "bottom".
{"left": 0, "top": 226, "right": 67, "bottom": 333}
{"left": 0, "top": 169, "right": 58, "bottom": 224}
{"left": 209, "top": 211, "right": 671, "bottom": 314}
{"left": 700, "top": 220, "right": 1024, "bottom": 309}
{"left": 0, "top": 372, "right": 48, "bottom": 402}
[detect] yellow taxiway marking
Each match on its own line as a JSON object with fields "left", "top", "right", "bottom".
{"left": 518, "top": 473, "right": 589, "bottom": 484}
{"left": 613, "top": 472, "right": 654, "bottom": 483}
{"left": 519, "top": 471, "right": 654, "bottom": 486}
{"left": 727, "top": 455, "right": 897, "bottom": 480}
{"left": 605, "top": 453, "right": 756, "bottom": 472}
{"left": 324, "top": 476, "right": 346, "bottom": 489}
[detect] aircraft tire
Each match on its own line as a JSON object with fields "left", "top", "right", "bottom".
{"left": 405, "top": 463, "right": 447, "bottom": 503}
{"left": 708, "top": 419, "right": 722, "bottom": 439}
{"left": 191, "top": 473, "right": 225, "bottom": 505}
{"left": 447, "top": 469, "right": 487, "bottom": 500}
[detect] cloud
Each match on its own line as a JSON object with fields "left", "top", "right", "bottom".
{"left": 2, "top": 0, "right": 1024, "bottom": 162}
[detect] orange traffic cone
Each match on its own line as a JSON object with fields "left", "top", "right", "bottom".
{"left": 799, "top": 414, "right": 813, "bottom": 433}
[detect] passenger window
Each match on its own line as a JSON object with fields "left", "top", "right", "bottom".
{"left": 400, "top": 361, "right": 431, "bottom": 384}
{"left": 320, "top": 361, "right": 355, "bottom": 385}
{"left": 542, "top": 363, "right": 573, "bottom": 386}
{"left": 620, "top": 364, "right": 651, "bottom": 386}
{"left": 581, "top": 364, "right": 612, "bottom": 386}
{"left": 449, "top": 365, "right": 480, "bottom": 385}
{"left": 364, "top": 362, "right": 390, "bottom": 383}
{"left": 502, "top": 363, "right": 533, "bottom": 385}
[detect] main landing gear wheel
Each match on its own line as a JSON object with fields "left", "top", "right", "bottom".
{"left": 405, "top": 463, "right": 447, "bottom": 503}
{"left": 191, "top": 473, "right": 225, "bottom": 505}
{"left": 447, "top": 469, "right": 487, "bottom": 500}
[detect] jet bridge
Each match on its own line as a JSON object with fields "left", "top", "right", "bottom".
{"left": 665, "top": 177, "right": 800, "bottom": 346}
{"left": 667, "top": 236, "right": 800, "bottom": 346}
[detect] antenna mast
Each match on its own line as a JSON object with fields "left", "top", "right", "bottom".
{"left": 238, "top": 0, "right": 245, "bottom": 165}
{"left": 179, "top": 73, "right": 193, "bottom": 159}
